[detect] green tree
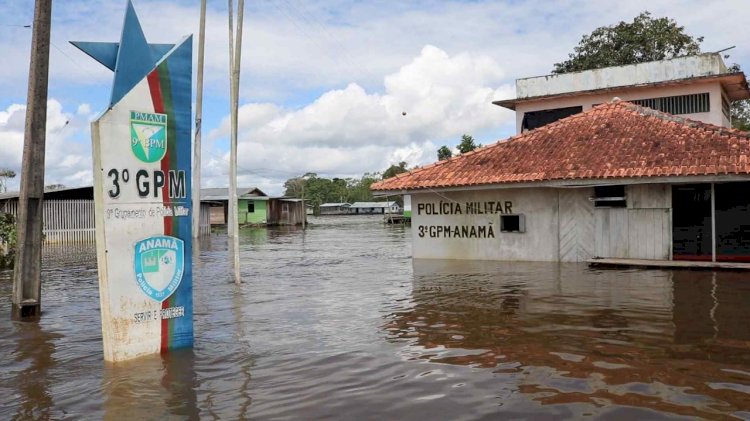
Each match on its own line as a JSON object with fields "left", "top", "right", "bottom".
{"left": 728, "top": 64, "right": 750, "bottom": 131}
{"left": 732, "top": 99, "right": 750, "bottom": 131}
{"left": 0, "top": 213, "right": 16, "bottom": 269}
{"left": 457, "top": 134, "right": 481, "bottom": 154}
{"left": 0, "top": 169, "right": 16, "bottom": 193}
{"left": 554, "top": 12, "right": 750, "bottom": 131}
{"left": 437, "top": 146, "right": 452, "bottom": 161}
{"left": 553, "top": 11, "right": 702, "bottom": 74}
{"left": 382, "top": 161, "right": 408, "bottom": 179}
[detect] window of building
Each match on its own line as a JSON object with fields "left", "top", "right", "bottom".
{"left": 592, "top": 185, "right": 627, "bottom": 208}
{"left": 631, "top": 92, "right": 709, "bottom": 115}
{"left": 501, "top": 214, "right": 525, "bottom": 233}
{"left": 247, "top": 202, "right": 255, "bottom": 213}
{"left": 282, "top": 203, "right": 289, "bottom": 213}
{"left": 521, "top": 106, "right": 583, "bottom": 132}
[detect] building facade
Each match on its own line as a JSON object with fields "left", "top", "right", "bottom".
{"left": 373, "top": 97, "right": 750, "bottom": 263}
{"left": 495, "top": 54, "right": 746, "bottom": 133}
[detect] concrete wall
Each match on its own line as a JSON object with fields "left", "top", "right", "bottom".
{"left": 412, "top": 184, "right": 673, "bottom": 262}
{"left": 517, "top": 54, "right": 726, "bottom": 99}
{"left": 515, "top": 81, "right": 726, "bottom": 133}
{"left": 411, "top": 188, "right": 560, "bottom": 261}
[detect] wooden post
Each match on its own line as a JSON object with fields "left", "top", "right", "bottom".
{"left": 192, "top": 0, "right": 206, "bottom": 238}
{"left": 12, "top": 0, "right": 52, "bottom": 321}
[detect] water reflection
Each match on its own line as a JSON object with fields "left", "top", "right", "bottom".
{"left": 4, "top": 217, "right": 750, "bottom": 419}
{"left": 385, "top": 260, "right": 750, "bottom": 418}
{"left": 12, "top": 322, "right": 62, "bottom": 420}
{"left": 102, "top": 349, "right": 199, "bottom": 420}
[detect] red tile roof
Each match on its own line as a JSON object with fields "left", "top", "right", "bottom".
{"left": 372, "top": 100, "right": 750, "bottom": 192}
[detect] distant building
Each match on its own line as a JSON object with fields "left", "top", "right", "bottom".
{"left": 319, "top": 203, "right": 351, "bottom": 215}
{"left": 201, "top": 187, "right": 268, "bottom": 225}
{"left": 0, "top": 185, "right": 212, "bottom": 242}
{"left": 373, "top": 54, "right": 750, "bottom": 264}
{"left": 267, "top": 198, "right": 306, "bottom": 226}
{"left": 349, "top": 201, "right": 400, "bottom": 215}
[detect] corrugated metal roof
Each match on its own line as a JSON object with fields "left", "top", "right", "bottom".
{"left": 200, "top": 187, "right": 267, "bottom": 201}
{"left": 320, "top": 203, "right": 351, "bottom": 207}
{"left": 350, "top": 201, "right": 397, "bottom": 208}
{"left": 0, "top": 185, "right": 94, "bottom": 201}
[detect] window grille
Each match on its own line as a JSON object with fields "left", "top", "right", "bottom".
{"left": 631, "top": 92, "right": 709, "bottom": 115}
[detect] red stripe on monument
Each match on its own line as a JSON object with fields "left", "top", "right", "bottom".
{"left": 147, "top": 70, "right": 171, "bottom": 353}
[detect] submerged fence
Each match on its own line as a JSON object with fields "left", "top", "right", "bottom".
{"left": 1, "top": 200, "right": 211, "bottom": 244}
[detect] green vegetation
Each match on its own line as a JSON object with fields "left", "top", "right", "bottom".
{"left": 437, "top": 146, "right": 452, "bottom": 161}
{"left": 0, "top": 213, "right": 16, "bottom": 269}
{"left": 437, "top": 134, "right": 481, "bottom": 161}
{"left": 554, "top": 11, "right": 749, "bottom": 131}
{"left": 552, "top": 12, "right": 702, "bottom": 74}
{"left": 283, "top": 163, "right": 414, "bottom": 214}
{"left": 284, "top": 172, "right": 381, "bottom": 214}
{"left": 457, "top": 134, "right": 481, "bottom": 154}
{"left": 382, "top": 161, "right": 408, "bottom": 179}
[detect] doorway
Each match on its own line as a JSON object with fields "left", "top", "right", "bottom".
{"left": 672, "top": 184, "right": 712, "bottom": 261}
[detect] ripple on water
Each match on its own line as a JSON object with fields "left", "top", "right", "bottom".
{"left": 2, "top": 216, "right": 750, "bottom": 419}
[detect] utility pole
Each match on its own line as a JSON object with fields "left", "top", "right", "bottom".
{"left": 192, "top": 0, "right": 206, "bottom": 239}
{"left": 301, "top": 181, "right": 305, "bottom": 230}
{"left": 227, "top": 0, "right": 244, "bottom": 284}
{"left": 12, "top": 0, "right": 52, "bottom": 321}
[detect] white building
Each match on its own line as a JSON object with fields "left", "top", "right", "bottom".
{"left": 372, "top": 55, "right": 750, "bottom": 265}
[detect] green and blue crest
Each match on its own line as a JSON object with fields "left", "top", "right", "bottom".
{"left": 134, "top": 235, "right": 185, "bottom": 302}
{"left": 130, "top": 111, "right": 167, "bottom": 163}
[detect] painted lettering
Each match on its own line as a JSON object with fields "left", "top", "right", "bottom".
{"left": 416, "top": 224, "right": 496, "bottom": 239}
{"left": 168, "top": 170, "right": 186, "bottom": 198}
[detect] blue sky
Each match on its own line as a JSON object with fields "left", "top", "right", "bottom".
{"left": 1, "top": 0, "right": 749, "bottom": 195}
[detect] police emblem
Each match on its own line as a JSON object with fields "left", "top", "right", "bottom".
{"left": 133, "top": 235, "right": 185, "bottom": 302}
{"left": 130, "top": 111, "right": 168, "bottom": 163}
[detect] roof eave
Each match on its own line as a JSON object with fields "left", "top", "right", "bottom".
{"left": 493, "top": 73, "right": 750, "bottom": 110}
{"left": 373, "top": 174, "right": 750, "bottom": 195}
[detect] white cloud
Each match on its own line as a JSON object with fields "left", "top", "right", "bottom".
{"left": 203, "top": 45, "right": 514, "bottom": 194}
{"left": 0, "top": 100, "right": 92, "bottom": 191}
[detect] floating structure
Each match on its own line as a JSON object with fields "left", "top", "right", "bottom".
{"left": 319, "top": 202, "right": 351, "bottom": 215}
{"left": 372, "top": 54, "right": 750, "bottom": 265}
{"left": 349, "top": 201, "right": 401, "bottom": 215}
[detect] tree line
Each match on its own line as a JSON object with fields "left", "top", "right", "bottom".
{"left": 282, "top": 162, "right": 410, "bottom": 214}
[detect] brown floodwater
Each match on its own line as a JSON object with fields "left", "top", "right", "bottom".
{"left": 1, "top": 215, "right": 750, "bottom": 420}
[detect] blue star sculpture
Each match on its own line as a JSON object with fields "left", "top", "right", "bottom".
{"left": 71, "top": 0, "right": 174, "bottom": 107}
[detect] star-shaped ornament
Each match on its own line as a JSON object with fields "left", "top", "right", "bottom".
{"left": 71, "top": 0, "right": 174, "bottom": 107}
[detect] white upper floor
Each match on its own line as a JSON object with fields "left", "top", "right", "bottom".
{"left": 495, "top": 53, "right": 750, "bottom": 134}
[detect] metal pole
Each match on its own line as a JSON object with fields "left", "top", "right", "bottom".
{"left": 192, "top": 0, "right": 206, "bottom": 239}
{"left": 227, "top": 0, "right": 243, "bottom": 284}
{"left": 12, "top": 0, "right": 52, "bottom": 321}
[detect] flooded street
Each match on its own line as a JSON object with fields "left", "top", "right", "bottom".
{"left": 2, "top": 215, "right": 750, "bottom": 420}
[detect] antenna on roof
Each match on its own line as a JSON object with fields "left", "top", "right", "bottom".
{"left": 713, "top": 46, "right": 735, "bottom": 54}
